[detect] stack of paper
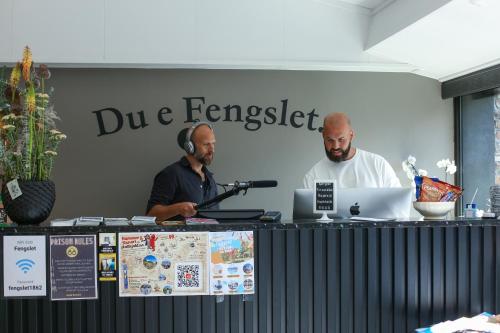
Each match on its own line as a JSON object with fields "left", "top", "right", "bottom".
{"left": 186, "top": 217, "right": 219, "bottom": 225}
{"left": 50, "top": 218, "right": 76, "bottom": 227}
{"left": 416, "top": 312, "right": 500, "bottom": 333}
{"left": 490, "top": 185, "right": 500, "bottom": 216}
{"left": 104, "top": 218, "right": 130, "bottom": 226}
{"left": 75, "top": 216, "right": 103, "bottom": 226}
{"left": 130, "top": 216, "right": 156, "bottom": 226}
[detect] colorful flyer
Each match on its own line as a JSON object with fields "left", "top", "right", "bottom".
{"left": 98, "top": 233, "right": 117, "bottom": 281}
{"left": 3, "top": 235, "right": 47, "bottom": 297}
{"left": 118, "top": 232, "right": 209, "bottom": 297}
{"left": 209, "top": 231, "right": 254, "bottom": 295}
{"left": 49, "top": 235, "right": 98, "bottom": 300}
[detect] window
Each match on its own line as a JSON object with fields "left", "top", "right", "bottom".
{"left": 457, "top": 90, "right": 497, "bottom": 214}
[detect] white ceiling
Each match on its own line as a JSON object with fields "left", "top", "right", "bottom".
{"left": 365, "top": 0, "right": 500, "bottom": 81}
{"left": 1, "top": 0, "right": 498, "bottom": 82}
{"left": 280, "top": 0, "right": 500, "bottom": 82}
{"left": 328, "top": 0, "right": 391, "bottom": 10}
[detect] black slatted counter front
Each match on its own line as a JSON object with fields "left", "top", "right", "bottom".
{"left": 0, "top": 219, "right": 498, "bottom": 333}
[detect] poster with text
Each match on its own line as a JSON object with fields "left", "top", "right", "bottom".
{"left": 3, "top": 235, "right": 47, "bottom": 297}
{"left": 98, "top": 233, "right": 117, "bottom": 281}
{"left": 49, "top": 235, "right": 97, "bottom": 300}
{"left": 119, "top": 232, "right": 209, "bottom": 297}
{"left": 209, "top": 231, "right": 254, "bottom": 295}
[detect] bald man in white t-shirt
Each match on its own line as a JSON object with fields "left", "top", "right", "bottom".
{"left": 303, "top": 112, "right": 401, "bottom": 189}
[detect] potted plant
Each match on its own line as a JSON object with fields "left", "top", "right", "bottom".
{"left": 0, "top": 46, "right": 66, "bottom": 224}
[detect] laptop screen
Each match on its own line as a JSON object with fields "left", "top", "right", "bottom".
{"left": 293, "top": 187, "right": 413, "bottom": 219}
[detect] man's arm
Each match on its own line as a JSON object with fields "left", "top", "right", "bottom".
{"left": 147, "top": 202, "right": 197, "bottom": 221}
{"left": 146, "top": 169, "right": 197, "bottom": 220}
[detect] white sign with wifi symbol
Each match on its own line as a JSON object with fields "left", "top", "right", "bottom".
{"left": 16, "top": 259, "right": 35, "bottom": 273}
{"left": 3, "top": 235, "right": 47, "bottom": 297}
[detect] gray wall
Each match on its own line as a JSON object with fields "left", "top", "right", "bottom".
{"left": 49, "top": 69, "right": 453, "bottom": 219}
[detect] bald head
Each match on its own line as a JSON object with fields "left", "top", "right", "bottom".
{"left": 323, "top": 112, "right": 352, "bottom": 131}
{"left": 322, "top": 112, "right": 355, "bottom": 162}
{"left": 191, "top": 124, "right": 213, "bottom": 143}
{"left": 191, "top": 124, "right": 216, "bottom": 165}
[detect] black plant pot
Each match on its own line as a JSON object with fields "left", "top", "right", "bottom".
{"left": 2, "top": 180, "right": 55, "bottom": 225}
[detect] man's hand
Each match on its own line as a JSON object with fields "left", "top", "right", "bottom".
{"left": 147, "top": 202, "right": 198, "bottom": 220}
{"left": 174, "top": 202, "right": 197, "bottom": 217}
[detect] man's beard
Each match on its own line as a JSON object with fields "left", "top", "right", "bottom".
{"left": 195, "top": 151, "right": 213, "bottom": 166}
{"left": 325, "top": 141, "right": 351, "bottom": 162}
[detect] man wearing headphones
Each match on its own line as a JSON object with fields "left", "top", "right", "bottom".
{"left": 146, "top": 121, "right": 218, "bottom": 220}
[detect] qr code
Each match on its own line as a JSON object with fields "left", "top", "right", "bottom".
{"left": 176, "top": 264, "right": 200, "bottom": 288}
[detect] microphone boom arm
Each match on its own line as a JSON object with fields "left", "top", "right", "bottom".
{"left": 195, "top": 186, "right": 242, "bottom": 210}
{"left": 195, "top": 180, "right": 277, "bottom": 210}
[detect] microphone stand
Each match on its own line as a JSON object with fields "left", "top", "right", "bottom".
{"left": 195, "top": 186, "right": 247, "bottom": 210}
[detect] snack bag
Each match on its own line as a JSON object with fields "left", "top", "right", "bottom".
{"left": 436, "top": 180, "right": 463, "bottom": 202}
{"left": 415, "top": 176, "right": 440, "bottom": 201}
{"left": 417, "top": 176, "right": 463, "bottom": 202}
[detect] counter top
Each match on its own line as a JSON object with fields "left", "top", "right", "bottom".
{"left": 0, "top": 218, "right": 498, "bottom": 233}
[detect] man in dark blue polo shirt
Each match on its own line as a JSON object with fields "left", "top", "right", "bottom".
{"left": 146, "top": 122, "right": 219, "bottom": 220}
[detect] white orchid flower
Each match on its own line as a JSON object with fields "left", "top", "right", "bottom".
{"left": 418, "top": 169, "right": 428, "bottom": 176}
{"left": 402, "top": 155, "right": 421, "bottom": 179}
{"left": 446, "top": 161, "right": 457, "bottom": 175}
{"left": 436, "top": 159, "right": 447, "bottom": 168}
{"left": 437, "top": 158, "right": 452, "bottom": 168}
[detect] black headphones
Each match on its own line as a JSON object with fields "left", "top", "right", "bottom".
{"left": 183, "top": 121, "right": 213, "bottom": 155}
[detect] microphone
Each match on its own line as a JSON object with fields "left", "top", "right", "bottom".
{"left": 231, "top": 180, "right": 278, "bottom": 189}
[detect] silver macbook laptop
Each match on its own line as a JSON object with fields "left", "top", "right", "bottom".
{"left": 293, "top": 187, "right": 412, "bottom": 220}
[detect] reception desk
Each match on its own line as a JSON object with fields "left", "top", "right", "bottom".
{"left": 0, "top": 219, "right": 498, "bottom": 333}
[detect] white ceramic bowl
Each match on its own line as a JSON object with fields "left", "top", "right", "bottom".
{"left": 413, "top": 201, "right": 455, "bottom": 220}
